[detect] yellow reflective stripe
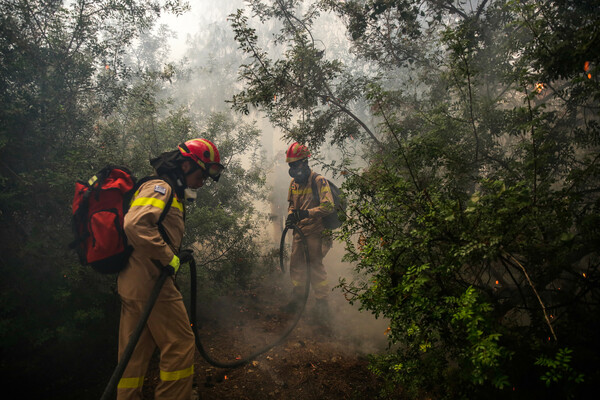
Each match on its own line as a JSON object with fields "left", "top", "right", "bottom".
{"left": 118, "top": 376, "right": 145, "bottom": 389}
{"left": 130, "top": 196, "right": 168, "bottom": 210}
{"left": 291, "top": 186, "right": 330, "bottom": 196}
{"left": 160, "top": 365, "right": 194, "bottom": 381}
{"left": 171, "top": 197, "right": 184, "bottom": 212}
{"left": 291, "top": 188, "right": 313, "bottom": 195}
{"left": 129, "top": 188, "right": 142, "bottom": 207}
{"left": 131, "top": 191, "right": 183, "bottom": 213}
{"left": 88, "top": 175, "right": 98, "bottom": 186}
{"left": 317, "top": 280, "right": 328, "bottom": 287}
{"left": 196, "top": 139, "right": 215, "bottom": 161}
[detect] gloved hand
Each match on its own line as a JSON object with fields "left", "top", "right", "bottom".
{"left": 164, "top": 254, "right": 180, "bottom": 275}
{"left": 178, "top": 249, "right": 195, "bottom": 265}
{"left": 285, "top": 209, "right": 309, "bottom": 227}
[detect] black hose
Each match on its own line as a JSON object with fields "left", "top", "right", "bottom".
{"left": 190, "top": 223, "right": 310, "bottom": 368}
{"left": 99, "top": 224, "right": 310, "bottom": 399}
{"left": 100, "top": 269, "right": 170, "bottom": 400}
{"left": 279, "top": 225, "right": 289, "bottom": 273}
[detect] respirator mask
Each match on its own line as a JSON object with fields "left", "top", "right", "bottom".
{"left": 184, "top": 187, "right": 198, "bottom": 202}
{"left": 289, "top": 160, "right": 310, "bottom": 183}
{"left": 176, "top": 176, "right": 199, "bottom": 203}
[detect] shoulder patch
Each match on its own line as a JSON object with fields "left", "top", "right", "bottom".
{"left": 154, "top": 185, "right": 167, "bottom": 195}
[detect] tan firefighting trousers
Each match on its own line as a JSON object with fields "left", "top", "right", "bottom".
{"left": 289, "top": 231, "right": 332, "bottom": 300}
{"left": 117, "top": 296, "right": 195, "bottom": 400}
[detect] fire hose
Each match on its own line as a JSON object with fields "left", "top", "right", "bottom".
{"left": 100, "top": 223, "right": 310, "bottom": 398}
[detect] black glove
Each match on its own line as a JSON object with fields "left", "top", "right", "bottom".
{"left": 178, "top": 249, "right": 195, "bottom": 265}
{"left": 286, "top": 209, "right": 309, "bottom": 227}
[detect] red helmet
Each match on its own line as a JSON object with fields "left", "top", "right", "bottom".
{"left": 286, "top": 142, "right": 310, "bottom": 163}
{"left": 178, "top": 138, "right": 224, "bottom": 181}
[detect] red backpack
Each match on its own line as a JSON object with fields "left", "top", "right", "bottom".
{"left": 70, "top": 165, "right": 175, "bottom": 273}
{"left": 69, "top": 166, "right": 137, "bottom": 273}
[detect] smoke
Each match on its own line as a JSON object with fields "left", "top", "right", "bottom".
{"left": 156, "top": 0, "right": 389, "bottom": 358}
{"left": 322, "top": 242, "right": 391, "bottom": 354}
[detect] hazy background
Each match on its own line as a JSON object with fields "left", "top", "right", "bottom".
{"left": 156, "top": 0, "right": 389, "bottom": 353}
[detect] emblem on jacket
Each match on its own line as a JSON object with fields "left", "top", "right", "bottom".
{"left": 154, "top": 185, "right": 167, "bottom": 195}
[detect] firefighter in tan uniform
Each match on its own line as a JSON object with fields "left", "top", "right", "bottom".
{"left": 117, "top": 139, "right": 224, "bottom": 400}
{"left": 283, "top": 142, "right": 335, "bottom": 322}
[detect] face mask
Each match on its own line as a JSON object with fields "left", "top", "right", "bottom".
{"left": 289, "top": 164, "right": 310, "bottom": 183}
{"left": 184, "top": 187, "right": 198, "bottom": 202}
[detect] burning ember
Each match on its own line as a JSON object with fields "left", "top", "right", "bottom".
{"left": 584, "top": 61, "right": 591, "bottom": 79}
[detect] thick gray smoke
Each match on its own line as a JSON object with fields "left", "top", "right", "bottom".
{"left": 158, "top": 0, "right": 390, "bottom": 356}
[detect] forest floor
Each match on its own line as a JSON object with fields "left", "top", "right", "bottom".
{"left": 141, "top": 246, "right": 403, "bottom": 399}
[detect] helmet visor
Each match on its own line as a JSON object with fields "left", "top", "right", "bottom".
{"left": 204, "top": 162, "right": 224, "bottom": 181}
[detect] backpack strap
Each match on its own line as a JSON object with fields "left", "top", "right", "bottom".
{"left": 157, "top": 190, "right": 174, "bottom": 248}
{"left": 133, "top": 176, "right": 176, "bottom": 248}
{"left": 310, "top": 173, "right": 321, "bottom": 207}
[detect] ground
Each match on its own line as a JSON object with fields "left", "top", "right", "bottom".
{"left": 140, "top": 260, "right": 399, "bottom": 400}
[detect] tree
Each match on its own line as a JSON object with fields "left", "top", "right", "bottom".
{"left": 0, "top": 1, "right": 191, "bottom": 397}
{"left": 229, "top": 0, "right": 381, "bottom": 149}
{"left": 230, "top": 0, "right": 600, "bottom": 398}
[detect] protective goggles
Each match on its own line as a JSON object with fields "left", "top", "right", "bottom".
{"left": 201, "top": 162, "right": 225, "bottom": 182}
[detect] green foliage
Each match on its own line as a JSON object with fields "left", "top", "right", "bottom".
{"left": 0, "top": 1, "right": 271, "bottom": 398}
{"left": 232, "top": 0, "right": 600, "bottom": 398}
{"left": 229, "top": 1, "right": 381, "bottom": 148}
{"left": 535, "top": 348, "right": 584, "bottom": 399}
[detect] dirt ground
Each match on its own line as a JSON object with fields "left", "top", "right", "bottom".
{"left": 141, "top": 247, "right": 399, "bottom": 399}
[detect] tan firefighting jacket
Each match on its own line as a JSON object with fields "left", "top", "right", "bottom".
{"left": 287, "top": 171, "right": 335, "bottom": 236}
{"left": 118, "top": 178, "right": 185, "bottom": 301}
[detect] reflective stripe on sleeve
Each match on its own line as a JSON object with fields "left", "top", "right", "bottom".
{"left": 160, "top": 365, "right": 194, "bottom": 381}
{"left": 130, "top": 196, "right": 168, "bottom": 210}
{"left": 118, "top": 376, "right": 145, "bottom": 389}
{"left": 130, "top": 196, "right": 184, "bottom": 213}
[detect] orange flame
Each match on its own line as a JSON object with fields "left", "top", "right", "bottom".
{"left": 585, "top": 62, "right": 592, "bottom": 79}
{"left": 534, "top": 82, "right": 545, "bottom": 93}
